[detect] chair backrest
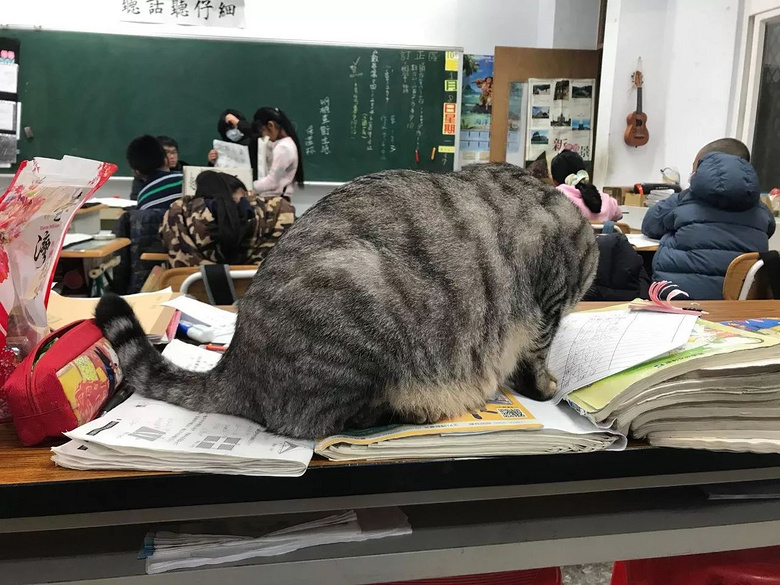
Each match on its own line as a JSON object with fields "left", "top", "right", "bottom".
{"left": 590, "top": 222, "right": 631, "bottom": 235}
{"left": 723, "top": 252, "right": 774, "bottom": 300}
{"left": 148, "top": 265, "right": 258, "bottom": 303}
{"left": 180, "top": 268, "right": 258, "bottom": 302}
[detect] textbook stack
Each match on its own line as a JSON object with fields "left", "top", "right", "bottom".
{"left": 567, "top": 318, "right": 780, "bottom": 453}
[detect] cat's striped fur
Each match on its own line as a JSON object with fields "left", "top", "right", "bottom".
{"left": 95, "top": 163, "right": 598, "bottom": 439}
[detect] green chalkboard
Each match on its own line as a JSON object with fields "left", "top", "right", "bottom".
{"left": 7, "top": 29, "right": 460, "bottom": 181}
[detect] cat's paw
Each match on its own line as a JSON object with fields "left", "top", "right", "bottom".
{"left": 534, "top": 368, "right": 558, "bottom": 400}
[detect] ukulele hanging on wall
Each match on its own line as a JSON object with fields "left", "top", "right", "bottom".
{"left": 624, "top": 60, "right": 649, "bottom": 147}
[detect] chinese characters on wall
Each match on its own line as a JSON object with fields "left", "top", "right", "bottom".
{"left": 119, "top": 0, "right": 245, "bottom": 28}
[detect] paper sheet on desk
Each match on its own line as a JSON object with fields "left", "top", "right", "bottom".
{"left": 163, "top": 296, "right": 236, "bottom": 344}
{"left": 162, "top": 339, "right": 222, "bottom": 371}
{"left": 625, "top": 234, "right": 660, "bottom": 249}
{"left": 47, "top": 289, "right": 179, "bottom": 343}
{"left": 52, "top": 395, "right": 313, "bottom": 477}
{"left": 89, "top": 197, "right": 136, "bottom": 208}
{"left": 547, "top": 310, "right": 698, "bottom": 402}
{"left": 62, "top": 233, "right": 94, "bottom": 248}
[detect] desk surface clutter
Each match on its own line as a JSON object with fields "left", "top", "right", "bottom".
{"left": 0, "top": 300, "right": 777, "bottom": 493}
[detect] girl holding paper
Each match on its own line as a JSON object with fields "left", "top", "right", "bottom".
{"left": 208, "top": 109, "right": 260, "bottom": 180}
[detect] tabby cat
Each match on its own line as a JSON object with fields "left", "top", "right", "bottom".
{"left": 96, "top": 163, "right": 598, "bottom": 439}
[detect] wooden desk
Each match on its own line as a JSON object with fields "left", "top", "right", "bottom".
{"left": 2, "top": 301, "right": 780, "bottom": 584}
{"left": 57, "top": 238, "right": 132, "bottom": 296}
{"left": 60, "top": 237, "right": 131, "bottom": 259}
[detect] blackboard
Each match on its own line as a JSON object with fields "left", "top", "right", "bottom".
{"left": 6, "top": 29, "right": 461, "bottom": 181}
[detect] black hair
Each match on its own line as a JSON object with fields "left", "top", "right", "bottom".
{"left": 217, "top": 109, "right": 248, "bottom": 142}
{"left": 698, "top": 138, "right": 751, "bottom": 162}
{"left": 157, "top": 136, "right": 179, "bottom": 150}
{"left": 195, "top": 170, "right": 253, "bottom": 264}
{"left": 253, "top": 107, "right": 305, "bottom": 188}
{"left": 126, "top": 135, "right": 166, "bottom": 177}
{"left": 550, "top": 149, "right": 602, "bottom": 214}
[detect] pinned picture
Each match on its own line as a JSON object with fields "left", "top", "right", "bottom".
{"left": 530, "top": 130, "right": 549, "bottom": 145}
{"left": 554, "top": 80, "right": 570, "bottom": 101}
{"left": 532, "top": 106, "right": 550, "bottom": 119}
{"left": 572, "top": 84, "right": 593, "bottom": 99}
{"left": 532, "top": 84, "right": 551, "bottom": 96}
{"left": 572, "top": 118, "right": 591, "bottom": 131}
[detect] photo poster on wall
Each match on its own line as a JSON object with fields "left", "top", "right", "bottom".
{"left": 525, "top": 78, "right": 595, "bottom": 166}
{"left": 459, "top": 54, "right": 494, "bottom": 165}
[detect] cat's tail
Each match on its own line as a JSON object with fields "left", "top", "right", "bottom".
{"left": 94, "top": 293, "right": 245, "bottom": 417}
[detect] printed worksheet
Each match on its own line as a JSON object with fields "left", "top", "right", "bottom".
{"left": 547, "top": 310, "right": 698, "bottom": 402}
{"left": 213, "top": 139, "right": 251, "bottom": 169}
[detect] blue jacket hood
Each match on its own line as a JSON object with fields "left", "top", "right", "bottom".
{"left": 689, "top": 152, "right": 760, "bottom": 212}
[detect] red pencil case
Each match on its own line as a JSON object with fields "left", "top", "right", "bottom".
{"left": 3, "top": 319, "right": 123, "bottom": 446}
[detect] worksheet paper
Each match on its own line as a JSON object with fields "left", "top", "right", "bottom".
{"left": 53, "top": 395, "right": 314, "bottom": 477}
{"left": 0, "top": 100, "right": 16, "bottom": 132}
{"left": 213, "top": 139, "right": 251, "bottom": 169}
{"left": 0, "top": 64, "right": 18, "bottom": 93}
{"left": 547, "top": 310, "right": 698, "bottom": 402}
{"left": 162, "top": 339, "right": 222, "bottom": 371}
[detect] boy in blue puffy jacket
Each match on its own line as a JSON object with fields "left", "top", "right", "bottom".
{"left": 642, "top": 139, "right": 776, "bottom": 299}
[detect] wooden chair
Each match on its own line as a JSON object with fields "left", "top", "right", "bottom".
{"left": 141, "top": 265, "right": 258, "bottom": 303}
{"left": 723, "top": 252, "right": 775, "bottom": 300}
{"left": 590, "top": 221, "right": 632, "bottom": 235}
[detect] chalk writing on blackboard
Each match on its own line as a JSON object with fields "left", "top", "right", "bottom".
{"left": 400, "top": 51, "right": 410, "bottom": 95}
{"left": 390, "top": 114, "right": 397, "bottom": 154}
{"left": 428, "top": 52, "right": 440, "bottom": 62}
{"left": 320, "top": 97, "right": 331, "bottom": 155}
{"left": 367, "top": 51, "right": 378, "bottom": 152}
{"left": 304, "top": 125, "right": 316, "bottom": 156}
{"left": 409, "top": 64, "right": 418, "bottom": 130}
{"left": 416, "top": 61, "right": 425, "bottom": 149}
{"left": 349, "top": 58, "right": 363, "bottom": 78}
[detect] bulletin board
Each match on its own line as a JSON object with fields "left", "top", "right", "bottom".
{"left": 489, "top": 47, "right": 600, "bottom": 163}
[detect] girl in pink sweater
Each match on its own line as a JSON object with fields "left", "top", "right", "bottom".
{"left": 251, "top": 107, "right": 305, "bottom": 199}
{"left": 550, "top": 150, "right": 622, "bottom": 222}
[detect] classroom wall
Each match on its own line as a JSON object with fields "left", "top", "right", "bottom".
{"left": 595, "top": 0, "right": 741, "bottom": 188}
{"left": 1, "top": 0, "right": 600, "bottom": 208}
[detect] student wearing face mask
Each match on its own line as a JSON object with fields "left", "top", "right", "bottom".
{"left": 248, "top": 107, "right": 305, "bottom": 199}
{"left": 207, "top": 108, "right": 260, "bottom": 180}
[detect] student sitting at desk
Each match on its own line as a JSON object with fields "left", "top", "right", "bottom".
{"left": 127, "top": 135, "right": 183, "bottom": 211}
{"left": 642, "top": 138, "right": 776, "bottom": 299}
{"left": 158, "top": 135, "right": 189, "bottom": 172}
{"left": 160, "top": 171, "right": 295, "bottom": 267}
{"left": 208, "top": 108, "right": 260, "bottom": 180}
{"left": 248, "top": 107, "right": 305, "bottom": 199}
{"left": 551, "top": 150, "right": 622, "bottom": 222}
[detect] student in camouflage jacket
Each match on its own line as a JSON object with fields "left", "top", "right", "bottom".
{"left": 161, "top": 171, "right": 295, "bottom": 267}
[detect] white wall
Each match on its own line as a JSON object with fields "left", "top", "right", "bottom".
{"left": 1, "top": 0, "right": 545, "bottom": 54}
{"left": 595, "top": 0, "right": 741, "bottom": 187}
{"left": 552, "top": 0, "right": 602, "bottom": 49}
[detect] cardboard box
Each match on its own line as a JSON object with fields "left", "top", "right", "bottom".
{"left": 603, "top": 186, "right": 636, "bottom": 206}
